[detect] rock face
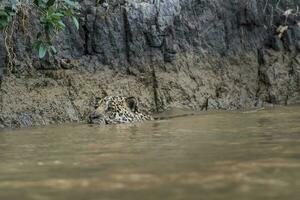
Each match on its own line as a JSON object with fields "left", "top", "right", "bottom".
{"left": 0, "top": 0, "right": 300, "bottom": 127}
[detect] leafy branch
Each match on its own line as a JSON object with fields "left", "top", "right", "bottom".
{"left": 0, "top": 0, "right": 80, "bottom": 59}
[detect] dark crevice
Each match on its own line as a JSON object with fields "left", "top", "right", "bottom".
{"left": 152, "top": 67, "right": 159, "bottom": 112}
{"left": 150, "top": 44, "right": 160, "bottom": 112}
{"left": 0, "top": 84, "right": 2, "bottom": 113}
{"left": 200, "top": 98, "right": 209, "bottom": 111}
{"left": 82, "top": 17, "right": 90, "bottom": 55}
{"left": 122, "top": 7, "right": 131, "bottom": 65}
{"left": 257, "top": 47, "right": 266, "bottom": 65}
{"left": 285, "top": 52, "right": 298, "bottom": 105}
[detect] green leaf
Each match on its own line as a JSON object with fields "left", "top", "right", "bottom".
{"left": 56, "top": 20, "right": 66, "bottom": 30}
{"left": 0, "top": 13, "right": 11, "bottom": 29}
{"left": 72, "top": 16, "right": 79, "bottom": 30}
{"left": 50, "top": 45, "right": 57, "bottom": 54}
{"left": 64, "top": 9, "right": 73, "bottom": 17}
{"left": 46, "top": 0, "right": 56, "bottom": 8}
{"left": 38, "top": 43, "right": 47, "bottom": 58}
{"left": 0, "top": 11, "right": 9, "bottom": 17}
{"left": 64, "top": 0, "right": 75, "bottom": 7}
{"left": 32, "top": 41, "right": 42, "bottom": 50}
{"left": 52, "top": 12, "right": 64, "bottom": 18}
{"left": 0, "top": 21, "right": 9, "bottom": 29}
{"left": 33, "top": 0, "right": 42, "bottom": 7}
{"left": 4, "top": 7, "right": 16, "bottom": 16}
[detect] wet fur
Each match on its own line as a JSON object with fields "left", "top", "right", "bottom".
{"left": 89, "top": 96, "right": 152, "bottom": 124}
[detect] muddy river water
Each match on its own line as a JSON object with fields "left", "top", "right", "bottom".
{"left": 0, "top": 106, "right": 300, "bottom": 200}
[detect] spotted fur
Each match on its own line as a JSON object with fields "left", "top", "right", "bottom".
{"left": 89, "top": 96, "right": 152, "bottom": 125}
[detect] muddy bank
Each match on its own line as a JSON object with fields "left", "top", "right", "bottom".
{"left": 0, "top": 0, "right": 300, "bottom": 128}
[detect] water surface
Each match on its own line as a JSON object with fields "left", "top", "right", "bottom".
{"left": 1, "top": 106, "right": 300, "bottom": 200}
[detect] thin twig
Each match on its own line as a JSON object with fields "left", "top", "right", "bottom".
{"left": 263, "top": 0, "right": 269, "bottom": 14}
{"left": 276, "top": 0, "right": 281, "bottom": 9}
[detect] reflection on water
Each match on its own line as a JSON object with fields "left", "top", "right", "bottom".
{"left": 0, "top": 106, "right": 300, "bottom": 200}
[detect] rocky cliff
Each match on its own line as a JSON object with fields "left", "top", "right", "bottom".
{"left": 0, "top": 0, "right": 300, "bottom": 128}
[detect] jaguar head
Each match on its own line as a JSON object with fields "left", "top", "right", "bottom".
{"left": 89, "top": 96, "right": 152, "bottom": 125}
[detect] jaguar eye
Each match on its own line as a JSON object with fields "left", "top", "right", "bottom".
{"left": 94, "top": 102, "right": 100, "bottom": 109}
{"left": 107, "top": 107, "right": 114, "bottom": 112}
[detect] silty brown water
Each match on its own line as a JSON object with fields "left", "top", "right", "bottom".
{"left": 0, "top": 106, "right": 300, "bottom": 200}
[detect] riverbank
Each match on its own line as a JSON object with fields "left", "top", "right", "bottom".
{"left": 0, "top": 0, "right": 300, "bottom": 128}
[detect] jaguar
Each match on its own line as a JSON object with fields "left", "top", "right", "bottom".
{"left": 89, "top": 96, "right": 153, "bottom": 125}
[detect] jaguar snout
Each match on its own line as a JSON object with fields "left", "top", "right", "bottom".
{"left": 89, "top": 111, "right": 105, "bottom": 124}
{"left": 90, "top": 111, "right": 103, "bottom": 119}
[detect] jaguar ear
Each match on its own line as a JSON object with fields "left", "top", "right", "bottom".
{"left": 95, "top": 96, "right": 102, "bottom": 102}
{"left": 126, "top": 97, "right": 139, "bottom": 112}
{"left": 94, "top": 96, "right": 102, "bottom": 109}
